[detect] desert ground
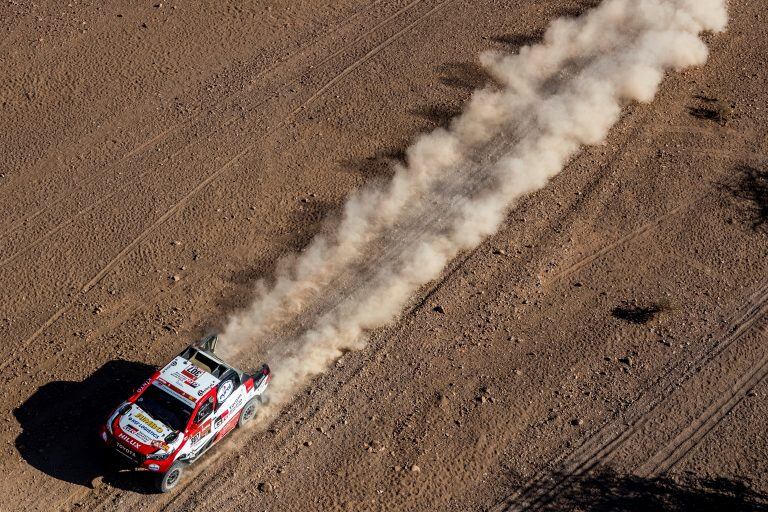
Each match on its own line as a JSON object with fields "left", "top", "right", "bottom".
{"left": 1, "top": 0, "right": 767, "bottom": 510}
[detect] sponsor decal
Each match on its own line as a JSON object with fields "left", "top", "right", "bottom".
{"left": 137, "top": 378, "right": 152, "bottom": 393}
{"left": 113, "top": 442, "right": 138, "bottom": 461}
{"left": 135, "top": 412, "right": 164, "bottom": 434}
{"left": 147, "top": 464, "right": 160, "bottom": 471}
{"left": 155, "top": 380, "right": 196, "bottom": 405}
{"left": 125, "top": 424, "right": 152, "bottom": 442}
{"left": 151, "top": 440, "right": 170, "bottom": 450}
{"left": 118, "top": 433, "right": 141, "bottom": 449}
{"left": 217, "top": 380, "right": 234, "bottom": 402}
{"left": 191, "top": 421, "right": 211, "bottom": 445}
{"left": 214, "top": 417, "right": 223, "bottom": 430}
{"left": 230, "top": 395, "right": 243, "bottom": 412}
{"left": 214, "top": 415, "right": 239, "bottom": 442}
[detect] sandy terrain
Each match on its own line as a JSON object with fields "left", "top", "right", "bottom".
{"left": 1, "top": 0, "right": 766, "bottom": 510}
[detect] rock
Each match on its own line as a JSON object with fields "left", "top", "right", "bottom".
{"left": 618, "top": 356, "right": 634, "bottom": 366}
{"left": 514, "top": 369, "right": 523, "bottom": 376}
{"left": 258, "top": 482, "right": 273, "bottom": 493}
{"left": 573, "top": 281, "right": 583, "bottom": 287}
{"left": 411, "top": 465, "right": 421, "bottom": 473}
{"left": 433, "top": 305, "right": 445, "bottom": 314}
{"left": 492, "top": 248, "right": 506, "bottom": 255}
{"left": 571, "top": 418, "right": 584, "bottom": 426}
{"left": 171, "top": 240, "right": 182, "bottom": 246}
{"left": 171, "top": 274, "right": 181, "bottom": 282}
{"left": 303, "top": 440, "right": 312, "bottom": 447}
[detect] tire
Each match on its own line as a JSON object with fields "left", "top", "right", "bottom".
{"left": 238, "top": 397, "right": 259, "bottom": 427}
{"left": 157, "top": 462, "right": 185, "bottom": 493}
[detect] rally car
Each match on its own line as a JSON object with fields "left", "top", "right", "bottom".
{"left": 100, "top": 335, "right": 271, "bottom": 492}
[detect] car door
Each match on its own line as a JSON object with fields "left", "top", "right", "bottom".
{"left": 187, "top": 394, "right": 216, "bottom": 455}
{"left": 212, "top": 376, "right": 246, "bottom": 442}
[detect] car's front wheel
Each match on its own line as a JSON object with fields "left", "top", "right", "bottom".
{"left": 157, "top": 462, "right": 185, "bottom": 493}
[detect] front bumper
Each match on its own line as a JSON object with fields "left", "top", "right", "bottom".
{"left": 102, "top": 428, "right": 146, "bottom": 465}
{"left": 101, "top": 427, "right": 174, "bottom": 473}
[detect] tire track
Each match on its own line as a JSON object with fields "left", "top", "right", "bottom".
{"left": 0, "top": 0, "right": 425, "bottom": 269}
{"left": 0, "top": 0, "right": 391, "bottom": 239}
{"left": 636, "top": 324, "right": 768, "bottom": 478}
{"left": 547, "top": 192, "right": 709, "bottom": 285}
{"left": 2, "top": 0, "right": 454, "bottom": 373}
{"left": 491, "top": 279, "right": 768, "bottom": 512}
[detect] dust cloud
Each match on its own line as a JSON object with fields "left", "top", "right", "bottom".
{"left": 218, "top": 0, "right": 728, "bottom": 416}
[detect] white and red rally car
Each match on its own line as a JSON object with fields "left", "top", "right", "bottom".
{"left": 100, "top": 335, "right": 271, "bottom": 492}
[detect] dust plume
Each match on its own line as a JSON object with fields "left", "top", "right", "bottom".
{"left": 219, "top": 0, "right": 728, "bottom": 415}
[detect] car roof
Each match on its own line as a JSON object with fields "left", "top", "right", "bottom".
{"left": 154, "top": 356, "right": 220, "bottom": 406}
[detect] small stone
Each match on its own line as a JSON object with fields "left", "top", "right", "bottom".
{"left": 618, "top": 356, "right": 634, "bottom": 366}
{"left": 171, "top": 240, "right": 182, "bottom": 246}
{"left": 433, "top": 305, "right": 445, "bottom": 314}
{"left": 571, "top": 418, "right": 584, "bottom": 426}
{"left": 573, "top": 281, "right": 583, "bottom": 287}
{"left": 514, "top": 369, "right": 523, "bottom": 376}
{"left": 411, "top": 465, "right": 421, "bottom": 473}
{"left": 257, "top": 482, "right": 273, "bottom": 493}
{"left": 303, "top": 440, "right": 312, "bottom": 447}
{"left": 171, "top": 274, "right": 181, "bottom": 282}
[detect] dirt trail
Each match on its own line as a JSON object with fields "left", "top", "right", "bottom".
{"left": 1, "top": 0, "right": 767, "bottom": 511}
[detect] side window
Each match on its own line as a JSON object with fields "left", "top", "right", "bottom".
{"left": 195, "top": 397, "right": 214, "bottom": 424}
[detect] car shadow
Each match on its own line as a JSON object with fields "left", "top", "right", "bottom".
{"left": 14, "top": 359, "right": 161, "bottom": 493}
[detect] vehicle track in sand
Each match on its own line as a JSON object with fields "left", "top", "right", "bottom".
{"left": 491, "top": 279, "right": 768, "bottom": 511}
{"left": 635, "top": 325, "right": 768, "bottom": 478}
{"left": 0, "top": 0, "right": 455, "bottom": 374}
{"left": 0, "top": 0, "right": 424, "bottom": 262}
{"left": 0, "top": 0, "right": 391, "bottom": 237}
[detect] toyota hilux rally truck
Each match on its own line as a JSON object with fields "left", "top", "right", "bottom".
{"left": 100, "top": 335, "right": 271, "bottom": 492}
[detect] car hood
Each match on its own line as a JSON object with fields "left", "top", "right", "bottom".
{"left": 117, "top": 404, "right": 175, "bottom": 445}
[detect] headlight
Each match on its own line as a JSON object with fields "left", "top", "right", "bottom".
{"left": 146, "top": 450, "right": 170, "bottom": 461}
{"left": 106, "top": 403, "right": 131, "bottom": 434}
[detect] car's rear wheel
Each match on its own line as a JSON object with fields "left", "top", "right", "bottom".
{"left": 238, "top": 397, "right": 259, "bottom": 427}
{"left": 157, "top": 462, "right": 185, "bottom": 493}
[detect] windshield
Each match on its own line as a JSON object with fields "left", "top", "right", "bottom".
{"left": 135, "top": 384, "right": 193, "bottom": 432}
